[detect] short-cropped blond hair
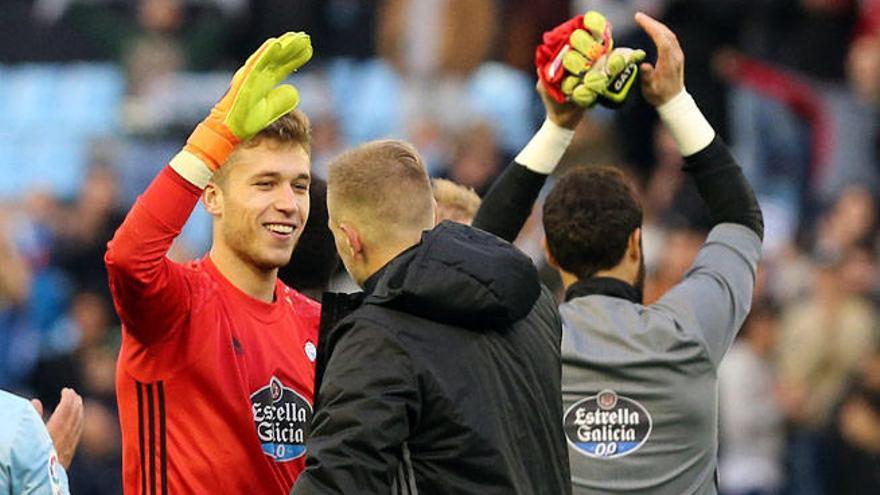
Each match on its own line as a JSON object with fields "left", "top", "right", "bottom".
{"left": 432, "top": 178, "right": 481, "bottom": 225}
{"left": 327, "top": 139, "right": 435, "bottom": 242}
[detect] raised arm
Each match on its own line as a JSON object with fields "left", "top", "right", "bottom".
{"left": 472, "top": 87, "right": 580, "bottom": 241}
{"left": 637, "top": 12, "right": 763, "bottom": 365}
{"left": 637, "top": 12, "right": 762, "bottom": 238}
{"left": 105, "top": 33, "right": 313, "bottom": 344}
{"left": 474, "top": 11, "right": 644, "bottom": 241}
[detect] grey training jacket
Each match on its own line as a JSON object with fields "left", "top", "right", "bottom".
{"left": 561, "top": 223, "right": 761, "bottom": 495}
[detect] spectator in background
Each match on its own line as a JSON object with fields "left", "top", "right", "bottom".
{"left": 0, "top": 207, "right": 35, "bottom": 391}
{"left": 848, "top": 21, "right": 880, "bottom": 106}
{"left": 31, "top": 291, "right": 119, "bottom": 411}
{"left": 847, "top": 0, "right": 880, "bottom": 178}
{"left": 441, "top": 122, "right": 504, "bottom": 196}
{"left": 52, "top": 164, "right": 126, "bottom": 297}
{"left": 777, "top": 251, "right": 879, "bottom": 495}
{"left": 377, "top": 0, "right": 495, "bottom": 79}
{"left": 814, "top": 185, "right": 877, "bottom": 256}
{"left": 0, "top": 210, "right": 31, "bottom": 308}
{"left": 828, "top": 346, "right": 880, "bottom": 494}
{"left": 65, "top": 0, "right": 232, "bottom": 71}
{"left": 432, "top": 178, "right": 481, "bottom": 225}
{"left": 719, "top": 301, "right": 785, "bottom": 495}
{"left": 63, "top": 0, "right": 236, "bottom": 131}
{"left": 496, "top": 0, "right": 568, "bottom": 72}
{"left": 721, "top": 0, "right": 875, "bottom": 230}
{"left": 308, "top": 115, "right": 344, "bottom": 180}
{"left": 642, "top": 226, "right": 704, "bottom": 305}
{"left": 66, "top": 399, "right": 122, "bottom": 495}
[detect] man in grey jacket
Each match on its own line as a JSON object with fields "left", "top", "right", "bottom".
{"left": 473, "top": 12, "right": 763, "bottom": 494}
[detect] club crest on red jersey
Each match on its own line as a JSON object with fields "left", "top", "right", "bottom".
{"left": 563, "top": 389, "right": 653, "bottom": 459}
{"left": 251, "top": 376, "right": 312, "bottom": 462}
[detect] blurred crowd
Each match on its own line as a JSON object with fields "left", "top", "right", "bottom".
{"left": 0, "top": 0, "right": 879, "bottom": 494}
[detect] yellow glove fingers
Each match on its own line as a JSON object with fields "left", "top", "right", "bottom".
{"left": 241, "top": 34, "right": 307, "bottom": 102}
{"left": 607, "top": 52, "right": 627, "bottom": 77}
{"left": 583, "top": 11, "right": 608, "bottom": 39}
{"left": 570, "top": 29, "right": 601, "bottom": 61}
{"left": 252, "top": 37, "right": 285, "bottom": 77}
{"left": 572, "top": 84, "right": 599, "bottom": 107}
{"left": 275, "top": 34, "right": 314, "bottom": 77}
{"left": 582, "top": 70, "right": 608, "bottom": 92}
{"left": 264, "top": 84, "right": 301, "bottom": 123}
{"left": 607, "top": 48, "right": 647, "bottom": 77}
{"left": 563, "top": 50, "right": 590, "bottom": 75}
{"left": 561, "top": 76, "right": 581, "bottom": 96}
{"left": 234, "top": 37, "right": 277, "bottom": 86}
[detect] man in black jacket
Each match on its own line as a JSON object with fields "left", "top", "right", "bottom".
{"left": 291, "top": 139, "right": 571, "bottom": 494}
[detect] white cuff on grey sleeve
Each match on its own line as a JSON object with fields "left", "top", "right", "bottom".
{"left": 656, "top": 89, "right": 716, "bottom": 157}
{"left": 514, "top": 119, "right": 575, "bottom": 175}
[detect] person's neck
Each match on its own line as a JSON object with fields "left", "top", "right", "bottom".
{"left": 209, "top": 245, "right": 277, "bottom": 303}
{"left": 358, "top": 238, "right": 420, "bottom": 287}
{"left": 561, "top": 264, "right": 635, "bottom": 290}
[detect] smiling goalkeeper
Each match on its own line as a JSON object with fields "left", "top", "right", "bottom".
{"left": 105, "top": 33, "right": 322, "bottom": 494}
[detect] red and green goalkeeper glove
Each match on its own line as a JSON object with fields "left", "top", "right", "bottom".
{"left": 180, "top": 32, "right": 313, "bottom": 176}
{"left": 536, "top": 11, "right": 644, "bottom": 108}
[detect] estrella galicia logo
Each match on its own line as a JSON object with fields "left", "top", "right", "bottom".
{"left": 564, "top": 389, "right": 652, "bottom": 459}
{"left": 251, "top": 376, "right": 312, "bottom": 462}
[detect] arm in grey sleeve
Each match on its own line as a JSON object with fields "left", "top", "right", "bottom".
{"left": 653, "top": 223, "right": 762, "bottom": 367}
{"left": 8, "top": 404, "right": 70, "bottom": 495}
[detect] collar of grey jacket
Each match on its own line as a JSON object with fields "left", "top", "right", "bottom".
{"left": 564, "top": 276, "right": 642, "bottom": 304}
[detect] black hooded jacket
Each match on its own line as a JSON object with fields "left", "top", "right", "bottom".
{"left": 292, "top": 221, "right": 571, "bottom": 495}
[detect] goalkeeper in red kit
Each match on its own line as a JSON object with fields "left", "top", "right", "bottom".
{"left": 105, "top": 33, "right": 320, "bottom": 494}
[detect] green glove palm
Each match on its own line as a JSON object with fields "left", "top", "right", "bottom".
{"left": 185, "top": 32, "right": 313, "bottom": 171}
{"left": 225, "top": 32, "right": 313, "bottom": 140}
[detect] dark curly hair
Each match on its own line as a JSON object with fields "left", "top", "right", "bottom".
{"left": 543, "top": 166, "right": 642, "bottom": 280}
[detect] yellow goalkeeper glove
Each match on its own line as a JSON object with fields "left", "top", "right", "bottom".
{"left": 184, "top": 32, "right": 313, "bottom": 171}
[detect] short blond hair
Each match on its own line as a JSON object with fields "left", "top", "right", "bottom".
{"left": 432, "top": 178, "right": 481, "bottom": 225}
{"left": 213, "top": 109, "right": 311, "bottom": 187}
{"left": 327, "top": 139, "right": 434, "bottom": 242}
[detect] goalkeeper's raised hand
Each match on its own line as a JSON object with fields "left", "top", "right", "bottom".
{"left": 184, "top": 32, "right": 313, "bottom": 173}
{"left": 536, "top": 11, "right": 644, "bottom": 108}
{"left": 634, "top": 12, "right": 684, "bottom": 107}
{"left": 535, "top": 11, "right": 613, "bottom": 105}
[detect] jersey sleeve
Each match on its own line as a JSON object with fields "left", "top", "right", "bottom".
{"left": 7, "top": 402, "right": 70, "bottom": 495}
{"left": 652, "top": 223, "right": 762, "bottom": 367}
{"left": 105, "top": 166, "right": 203, "bottom": 345}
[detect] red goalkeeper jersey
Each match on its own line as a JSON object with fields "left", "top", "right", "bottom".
{"left": 105, "top": 167, "right": 321, "bottom": 494}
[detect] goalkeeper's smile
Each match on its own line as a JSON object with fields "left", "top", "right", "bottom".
{"left": 207, "top": 142, "right": 312, "bottom": 271}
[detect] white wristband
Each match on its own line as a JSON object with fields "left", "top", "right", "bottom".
{"left": 656, "top": 89, "right": 716, "bottom": 157}
{"left": 169, "top": 150, "right": 214, "bottom": 189}
{"left": 514, "top": 119, "right": 575, "bottom": 175}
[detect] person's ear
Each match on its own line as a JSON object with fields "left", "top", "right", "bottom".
{"left": 203, "top": 182, "right": 223, "bottom": 216}
{"left": 543, "top": 236, "right": 560, "bottom": 269}
{"left": 628, "top": 227, "right": 642, "bottom": 262}
{"left": 339, "top": 223, "right": 364, "bottom": 259}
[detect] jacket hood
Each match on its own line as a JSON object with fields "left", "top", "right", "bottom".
{"left": 364, "top": 221, "right": 541, "bottom": 328}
